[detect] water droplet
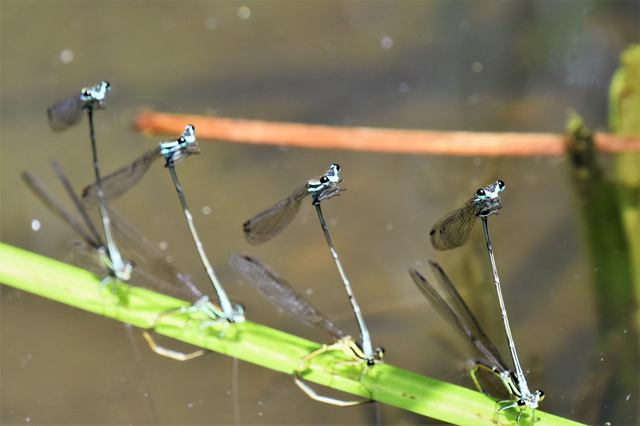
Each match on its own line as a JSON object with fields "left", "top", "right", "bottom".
{"left": 380, "top": 36, "right": 393, "bottom": 49}
{"left": 159, "top": 241, "right": 168, "bottom": 250}
{"left": 398, "top": 82, "right": 409, "bottom": 94}
{"left": 60, "top": 49, "right": 74, "bottom": 63}
{"left": 386, "top": 223, "right": 393, "bottom": 231}
{"left": 238, "top": 6, "right": 251, "bottom": 19}
{"left": 202, "top": 206, "right": 212, "bottom": 215}
{"left": 31, "top": 219, "right": 41, "bottom": 231}
{"left": 472, "top": 62, "right": 483, "bottom": 73}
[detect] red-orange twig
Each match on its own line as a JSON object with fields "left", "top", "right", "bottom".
{"left": 135, "top": 112, "right": 640, "bottom": 157}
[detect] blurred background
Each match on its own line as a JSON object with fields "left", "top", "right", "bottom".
{"left": 1, "top": 1, "right": 638, "bottom": 425}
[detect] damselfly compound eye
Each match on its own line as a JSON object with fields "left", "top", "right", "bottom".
{"left": 497, "top": 180, "right": 505, "bottom": 190}
{"left": 475, "top": 188, "right": 485, "bottom": 197}
{"left": 333, "top": 164, "right": 340, "bottom": 172}
{"left": 320, "top": 176, "right": 330, "bottom": 184}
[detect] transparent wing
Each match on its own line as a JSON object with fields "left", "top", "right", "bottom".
{"left": 429, "top": 199, "right": 479, "bottom": 251}
{"left": 50, "top": 160, "right": 105, "bottom": 248}
{"left": 22, "top": 171, "right": 99, "bottom": 248}
{"left": 230, "top": 253, "right": 344, "bottom": 340}
{"left": 82, "top": 148, "right": 160, "bottom": 206}
{"left": 106, "top": 206, "right": 203, "bottom": 303}
{"left": 410, "top": 263, "right": 509, "bottom": 373}
{"left": 47, "top": 93, "right": 84, "bottom": 131}
{"left": 26, "top": 163, "right": 202, "bottom": 303}
{"left": 242, "top": 186, "right": 309, "bottom": 245}
{"left": 66, "top": 240, "right": 110, "bottom": 278}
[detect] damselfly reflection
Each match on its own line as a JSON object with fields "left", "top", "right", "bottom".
{"left": 409, "top": 262, "right": 543, "bottom": 423}
{"left": 230, "top": 253, "right": 383, "bottom": 406}
{"left": 23, "top": 162, "right": 233, "bottom": 361}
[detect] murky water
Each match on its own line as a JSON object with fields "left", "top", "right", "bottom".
{"left": 2, "top": 2, "right": 638, "bottom": 425}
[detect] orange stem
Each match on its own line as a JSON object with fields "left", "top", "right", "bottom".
{"left": 136, "top": 112, "right": 640, "bottom": 157}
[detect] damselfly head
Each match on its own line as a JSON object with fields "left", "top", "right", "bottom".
{"left": 308, "top": 175, "right": 333, "bottom": 192}
{"left": 160, "top": 136, "right": 199, "bottom": 166}
{"left": 233, "top": 304, "right": 246, "bottom": 323}
{"left": 80, "top": 81, "right": 111, "bottom": 103}
{"left": 326, "top": 164, "right": 341, "bottom": 183}
{"left": 182, "top": 124, "right": 196, "bottom": 144}
{"left": 473, "top": 180, "right": 504, "bottom": 217}
{"left": 522, "top": 389, "right": 544, "bottom": 409}
{"left": 116, "top": 260, "right": 135, "bottom": 282}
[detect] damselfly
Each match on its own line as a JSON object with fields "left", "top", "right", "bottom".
{"left": 82, "top": 125, "right": 243, "bottom": 323}
{"left": 159, "top": 126, "right": 243, "bottom": 323}
{"left": 23, "top": 162, "right": 232, "bottom": 361}
{"left": 409, "top": 262, "right": 544, "bottom": 423}
{"left": 47, "top": 81, "right": 129, "bottom": 283}
{"left": 229, "top": 252, "right": 384, "bottom": 406}
{"left": 243, "top": 165, "right": 376, "bottom": 363}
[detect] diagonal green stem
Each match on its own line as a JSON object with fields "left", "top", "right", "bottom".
{"left": 0, "top": 242, "right": 584, "bottom": 426}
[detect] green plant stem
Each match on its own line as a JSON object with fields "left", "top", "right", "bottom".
{"left": 566, "top": 114, "right": 639, "bottom": 424}
{"left": 610, "top": 44, "right": 640, "bottom": 320}
{"left": 0, "top": 242, "right": 583, "bottom": 426}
